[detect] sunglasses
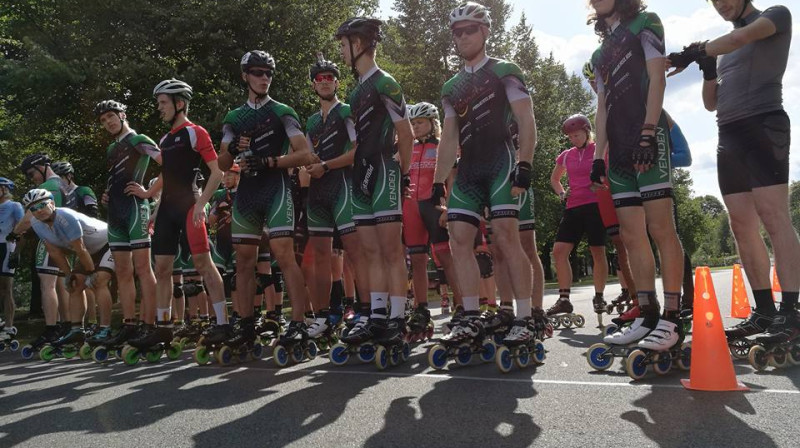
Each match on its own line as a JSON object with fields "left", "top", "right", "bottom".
{"left": 314, "top": 73, "right": 336, "bottom": 83}
{"left": 248, "top": 69, "right": 274, "bottom": 78}
{"left": 452, "top": 24, "right": 480, "bottom": 38}
{"left": 29, "top": 201, "right": 49, "bottom": 212}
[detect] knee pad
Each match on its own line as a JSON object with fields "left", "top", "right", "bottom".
{"left": 255, "top": 273, "right": 273, "bottom": 294}
{"left": 183, "top": 280, "right": 205, "bottom": 298}
{"left": 229, "top": 272, "right": 237, "bottom": 292}
{"left": 475, "top": 251, "right": 494, "bottom": 278}
{"left": 173, "top": 283, "right": 184, "bottom": 299}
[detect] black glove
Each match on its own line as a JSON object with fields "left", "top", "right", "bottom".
{"left": 7, "top": 251, "right": 19, "bottom": 270}
{"left": 590, "top": 159, "right": 606, "bottom": 184}
{"left": 431, "top": 182, "right": 446, "bottom": 206}
{"left": 244, "top": 154, "right": 275, "bottom": 172}
{"left": 402, "top": 173, "right": 411, "bottom": 192}
{"left": 633, "top": 134, "right": 657, "bottom": 167}
{"left": 698, "top": 56, "right": 717, "bottom": 81}
{"left": 5, "top": 232, "right": 19, "bottom": 243}
{"left": 227, "top": 136, "right": 242, "bottom": 157}
{"left": 667, "top": 41, "right": 708, "bottom": 70}
{"left": 511, "top": 161, "right": 532, "bottom": 189}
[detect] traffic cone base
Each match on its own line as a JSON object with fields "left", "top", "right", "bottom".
{"left": 682, "top": 266, "right": 749, "bottom": 392}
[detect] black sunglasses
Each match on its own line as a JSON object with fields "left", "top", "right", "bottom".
{"left": 452, "top": 24, "right": 480, "bottom": 38}
{"left": 248, "top": 69, "right": 274, "bottom": 78}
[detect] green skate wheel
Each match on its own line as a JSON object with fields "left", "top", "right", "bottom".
{"left": 273, "top": 345, "right": 290, "bottom": 367}
{"left": 92, "top": 346, "right": 109, "bottom": 363}
{"left": 480, "top": 339, "right": 496, "bottom": 363}
{"left": 677, "top": 342, "right": 691, "bottom": 371}
{"left": 145, "top": 349, "right": 162, "bottom": 363}
{"left": 193, "top": 346, "right": 211, "bottom": 366}
{"left": 495, "top": 346, "right": 512, "bottom": 373}
{"left": 586, "top": 343, "right": 614, "bottom": 371}
{"left": 625, "top": 349, "right": 649, "bottom": 380}
{"left": 653, "top": 352, "right": 673, "bottom": 375}
{"left": 39, "top": 345, "right": 56, "bottom": 362}
{"left": 123, "top": 346, "right": 140, "bottom": 366}
{"left": 79, "top": 343, "right": 92, "bottom": 360}
{"left": 532, "top": 340, "right": 546, "bottom": 364}
{"left": 167, "top": 342, "right": 182, "bottom": 360}
{"left": 514, "top": 346, "right": 531, "bottom": 369}
{"left": 329, "top": 343, "right": 349, "bottom": 366}
{"left": 375, "top": 345, "right": 389, "bottom": 370}
{"left": 427, "top": 344, "right": 448, "bottom": 370}
{"left": 216, "top": 346, "right": 233, "bottom": 365}
{"left": 748, "top": 345, "right": 769, "bottom": 371}
{"left": 62, "top": 346, "right": 78, "bottom": 359}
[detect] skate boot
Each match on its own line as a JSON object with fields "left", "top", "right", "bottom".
{"left": 307, "top": 315, "right": 341, "bottom": 351}
{"left": 329, "top": 317, "right": 386, "bottom": 366}
{"left": 274, "top": 321, "right": 317, "bottom": 367}
{"left": 546, "top": 298, "right": 585, "bottom": 329}
{"left": 606, "top": 305, "right": 641, "bottom": 336}
{"left": 481, "top": 306, "right": 515, "bottom": 345}
{"left": 0, "top": 326, "right": 20, "bottom": 352}
{"left": 258, "top": 311, "right": 285, "bottom": 343}
{"left": 593, "top": 294, "right": 608, "bottom": 327}
{"left": 80, "top": 326, "right": 112, "bottom": 360}
{"left": 622, "top": 318, "right": 690, "bottom": 380}
{"left": 406, "top": 306, "right": 434, "bottom": 343}
{"left": 172, "top": 319, "right": 205, "bottom": 350}
{"left": 428, "top": 313, "right": 496, "bottom": 370}
{"left": 123, "top": 325, "right": 180, "bottom": 366}
{"left": 495, "top": 314, "right": 547, "bottom": 373}
{"left": 21, "top": 325, "right": 61, "bottom": 360}
{"left": 89, "top": 322, "right": 139, "bottom": 363}
{"left": 724, "top": 309, "right": 773, "bottom": 359}
{"left": 373, "top": 317, "right": 410, "bottom": 370}
{"left": 748, "top": 310, "right": 800, "bottom": 371}
{"left": 216, "top": 317, "right": 264, "bottom": 365}
{"left": 39, "top": 327, "right": 85, "bottom": 362}
{"left": 194, "top": 323, "right": 235, "bottom": 365}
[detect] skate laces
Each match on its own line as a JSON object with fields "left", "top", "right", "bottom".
{"left": 640, "top": 320, "right": 675, "bottom": 344}
{"left": 506, "top": 321, "right": 532, "bottom": 340}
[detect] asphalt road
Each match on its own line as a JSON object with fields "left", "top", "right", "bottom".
{"left": 1, "top": 269, "right": 798, "bottom": 448}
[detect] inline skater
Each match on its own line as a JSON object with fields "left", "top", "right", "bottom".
{"left": 51, "top": 161, "right": 99, "bottom": 218}
{"left": 0, "top": 178, "right": 24, "bottom": 348}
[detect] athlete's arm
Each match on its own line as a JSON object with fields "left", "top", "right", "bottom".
{"left": 550, "top": 162, "right": 567, "bottom": 197}
{"left": 395, "top": 119, "right": 413, "bottom": 175}
{"left": 434, "top": 99, "right": 459, "bottom": 185}
{"left": 643, "top": 57, "right": 666, "bottom": 133}
{"left": 510, "top": 97, "right": 536, "bottom": 165}
{"left": 11, "top": 211, "right": 33, "bottom": 236}
{"left": 194, "top": 159, "right": 223, "bottom": 226}
{"left": 702, "top": 77, "right": 718, "bottom": 111}
{"left": 277, "top": 134, "right": 314, "bottom": 168}
{"left": 705, "top": 16, "right": 779, "bottom": 57}
{"left": 44, "top": 241, "right": 74, "bottom": 277}
{"left": 67, "top": 238, "right": 95, "bottom": 274}
{"left": 593, "top": 94, "right": 609, "bottom": 163}
{"left": 218, "top": 123, "right": 235, "bottom": 172}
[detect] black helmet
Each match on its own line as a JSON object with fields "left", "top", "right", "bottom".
{"left": 309, "top": 53, "right": 340, "bottom": 81}
{"left": 93, "top": 100, "right": 127, "bottom": 116}
{"left": 241, "top": 50, "right": 276, "bottom": 73}
{"left": 20, "top": 153, "right": 51, "bottom": 173}
{"left": 335, "top": 17, "right": 383, "bottom": 44}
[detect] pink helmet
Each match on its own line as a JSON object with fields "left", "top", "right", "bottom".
{"left": 562, "top": 114, "right": 591, "bottom": 134}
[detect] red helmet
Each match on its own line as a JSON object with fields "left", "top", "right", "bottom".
{"left": 562, "top": 114, "right": 591, "bottom": 135}
{"left": 229, "top": 163, "right": 241, "bottom": 174}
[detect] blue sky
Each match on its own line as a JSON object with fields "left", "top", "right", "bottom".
{"left": 377, "top": 0, "right": 800, "bottom": 200}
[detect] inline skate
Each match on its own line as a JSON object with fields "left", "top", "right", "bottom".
{"left": 38, "top": 327, "right": 85, "bottom": 362}
{"left": 122, "top": 325, "right": 181, "bottom": 365}
{"left": 329, "top": 316, "right": 380, "bottom": 366}
{"left": 747, "top": 311, "right": 800, "bottom": 371}
{"left": 427, "top": 314, "right": 497, "bottom": 370}
{"left": 405, "top": 306, "right": 434, "bottom": 343}
{"left": 274, "top": 321, "right": 317, "bottom": 367}
{"left": 0, "top": 326, "right": 20, "bottom": 352}
{"left": 215, "top": 317, "right": 264, "bottom": 365}
{"left": 495, "top": 310, "right": 548, "bottom": 373}
{"left": 546, "top": 298, "right": 585, "bottom": 329}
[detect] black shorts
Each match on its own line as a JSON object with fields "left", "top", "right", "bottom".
{"left": 555, "top": 203, "right": 606, "bottom": 246}
{"left": 152, "top": 201, "right": 210, "bottom": 256}
{"left": 718, "top": 110, "right": 790, "bottom": 196}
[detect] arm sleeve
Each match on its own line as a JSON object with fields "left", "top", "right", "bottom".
{"left": 595, "top": 69, "right": 605, "bottom": 95}
{"left": 379, "top": 77, "right": 408, "bottom": 123}
{"left": 61, "top": 212, "right": 84, "bottom": 242}
{"left": 305, "top": 135, "right": 314, "bottom": 153}
{"left": 221, "top": 124, "right": 236, "bottom": 144}
{"left": 442, "top": 97, "right": 456, "bottom": 119}
{"left": 13, "top": 203, "right": 24, "bottom": 223}
{"left": 502, "top": 76, "right": 531, "bottom": 104}
{"left": 345, "top": 117, "right": 357, "bottom": 143}
{"left": 281, "top": 115, "right": 305, "bottom": 139}
{"left": 190, "top": 126, "right": 218, "bottom": 163}
{"left": 136, "top": 142, "right": 161, "bottom": 160}
{"left": 556, "top": 150, "right": 568, "bottom": 167}
{"left": 762, "top": 6, "right": 792, "bottom": 34}
{"left": 639, "top": 14, "right": 666, "bottom": 61}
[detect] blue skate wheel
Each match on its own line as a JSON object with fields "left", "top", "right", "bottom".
{"left": 401, "top": 342, "right": 411, "bottom": 362}
{"left": 306, "top": 341, "right": 319, "bottom": 360}
{"left": 533, "top": 340, "right": 546, "bottom": 364}
{"left": 389, "top": 345, "right": 402, "bottom": 366}
{"left": 9, "top": 340, "right": 19, "bottom": 352}
{"left": 0, "top": 342, "right": 6, "bottom": 352}
{"left": 252, "top": 343, "right": 264, "bottom": 359}
{"left": 21, "top": 344, "right": 35, "bottom": 360}
{"left": 92, "top": 346, "right": 108, "bottom": 363}
{"left": 375, "top": 345, "right": 389, "bottom": 370}
{"left": 625, "top": 349, "right": 649, "bottom": 380}
{"left": 427, "top": 344, "right": 448, "bottom": 370}
{"left": 216, "top": 346, "right": 233, "bottom": 365}
{"left": 514, "top": 346, "right": 531, "bottom": 369}
{"left": 586, "top": 343, "right": 614, "bottom": 371}
{"left": 495, "top": 346, "right": 512, "bottom": 373}
{"left": 455, "top": 343, "right": 472, "bottom": 366}
{"left": 357, "top": 343, "right": 375, "bottom": 363}
{"left": 290, "top": 344, "right": 305, "bottom": 364}
{"left": 329, "top": 343, "right": 350, "bottom": 366}
{"left": 653, "top": 352, "right": 672, "bottom": 375}
{"left": 273, "top": 345, "right": 290, "bottom": 367}
{"left": 678, "top": 343, "right": 691, "bottom": 370}
{"left": 604, "top": 324, "right": 619, "bottom": 337}
{"left": 480, "top": 339, "right": 497, "bottom": 363}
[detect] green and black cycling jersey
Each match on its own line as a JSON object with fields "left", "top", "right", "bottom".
{"left": 305, "top": 101, "right": 355, "bottom": 195}
{"left": 347, "top": 67, "right": 406, "bottom": 166}
{"left": 106, "top": 131, "right": 160, "bottom": 211}
{"left": 63, "top": 184, "right": 99, "bottom": 217}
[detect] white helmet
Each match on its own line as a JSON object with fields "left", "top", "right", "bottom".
{"left": 153, "top": 78, "right": 193, "bottom": 100}
{"left": 22, "top": 188, "right": 54, "bottom": 209}
{"left": 449, "top": 2, "right": 491, "bottom": 28}
{"left": 409, "top": 102, "right": 439, "bottom": 121}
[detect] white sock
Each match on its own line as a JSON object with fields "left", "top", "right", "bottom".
{"left": 156, "top": 308, "right": 171, "bottom": 323}
{"left": 463, "top": 296, "right": 480, "bottom": 312}
{"left": 390, "top": 296, "right": 406, "bottom": 319}
{"left": 515, "top": 298, "right": 532, "bottom": 318}
{"left": 370, "top": 292, "right": 389, "bottom": 318}
{"left": 212, "top": 301, "right": 229, "bottom": 324}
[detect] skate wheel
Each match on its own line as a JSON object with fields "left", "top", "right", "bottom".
{"left": 532, "top": 340, "right": 546, "bottom": 364}
{"left": 586, "top": 343, "right": 614, "bottom": 371}
{"left": 216, "top": 346, "right": 233, "bottom": 365}
{"left": 0, "top": 342, "right": 5, "bottom": 352}
{"left": 21, "top": 344, "right": 35, "bottom": 360}
{"left": 604, "top": 324, "right": 619, "bottom": 337}
{"left": 146, "top": 349, "right": 163, "bottom": 363}
{"left": 196, "top": 336, "right": 205, "bottom": 347}
{"left": 677, "top": 342, "right": 691, "bottom": 371}
{"left": 559, "top": 315, "right": 573, "bottom": 328}
{"left": 572, "top": 314, "right": 585, "bottom": 328}
{"left": 290, "top": 344, "right": 305, "bottom": 364}
{"left": 9, "top": 340, "right": 19, "bottom": 352}
{"left": 180, "top": 337, "right": 189, "bottom": 346}
{"left": 401, "top": 342, "right": 411, "bottom": 362}
{"left": 39, "top": 345, "right": 56, "bottom": 362}
{"left": 193, "top": 346, "right": 211, "bottom": 366}
{"left": 79, "top": 343, "right": 92, "bottom": 360}
{"left": 92, "top": 346, "right": 109, "bottom": 363}
{"left": 390, "top": 345, "right": 403, "bottom": 366}
{"left": 122, "top": 346, "right": 140, "bottom": 366}
{"left": 551, "top": 317, "right": 561, "bottom": 329}
{"left": 769, "top": 348, "right": 788, "bottom": 368}
{"left": 480, "top": 339, "right": 497, "bottom": 363}
{"left": 427, "top": 344, "right": 448, "bottom": 370}
{"left": 329, "top": 343, "right": 350, "bottom": 366}
{"left": 252, "top": 343, "right": 264, "bottom": 359}
{"left": 357, "top": 343, "right": 375, "bottom": 363}
{"left": 653, "top": 352, "right": 673, "bottom": 375}
{"left": 616, "top": 304, "right": 625, "bottom": 314}
{"left": 306, "top": 341, "right": 319, "bottom": 360}
{"left": 495, "top": 346, "right": 512, "bottom": 373}
{"left": 748, "top": 345, "right": 769, "bottom": 371}
{"left": 625, "top": 349, "right": 649, "bottom": 380}
{"left": 62, "top": 346, "right": 78, "bottom": 359}
{"left": 375, "top": 345, "right": 390, "bottom": 370}
{"left": 514, "top": 346, "right": 531, "bottom": 369}
{"left": 167, "top": 342, "right": 182, "bottom": 360}
{"left": 729, "top": 339, "right": 751, "bottom": 360}
{"left": 273, "top": 345, "right": 290, "bottom": 367}
{"left": 455, "top": 343, "right": 473, "bottom": 366}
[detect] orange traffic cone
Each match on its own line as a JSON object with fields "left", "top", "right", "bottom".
{"left": 681, "top": 266, "right": 749, "bottom": 391}
{"left": 730, "top": 264, "right": 751, "bottom": 319}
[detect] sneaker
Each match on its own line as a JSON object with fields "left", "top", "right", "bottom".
{"left": 637, "top": 319, "right": 681, "bottom": 351}
{"left": 603, "top": 318, "right": 652, "bottom": 345}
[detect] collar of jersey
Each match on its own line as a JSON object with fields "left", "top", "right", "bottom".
{"left": 116, "top": 129, "right": 135, "bottom": 142}
{"left": 247, "top": 97, "right": 272, "bottom": 110}
{"left": 609, "top": 19, "right": 621, "bottom": 33}
{"left": 735, "top": 8, "right": 761, "bottom": 28}
{"left": 169, "top": 121, "right": 193, "bottom": 135}
{"left": 320, "top": 99, "right": 340, "bottom": 115}
{"left": 464, "top": 56, "right": 490, "bottom": 74}
{"left": 359, "top": 66, "right": 380, "bottom": 84}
